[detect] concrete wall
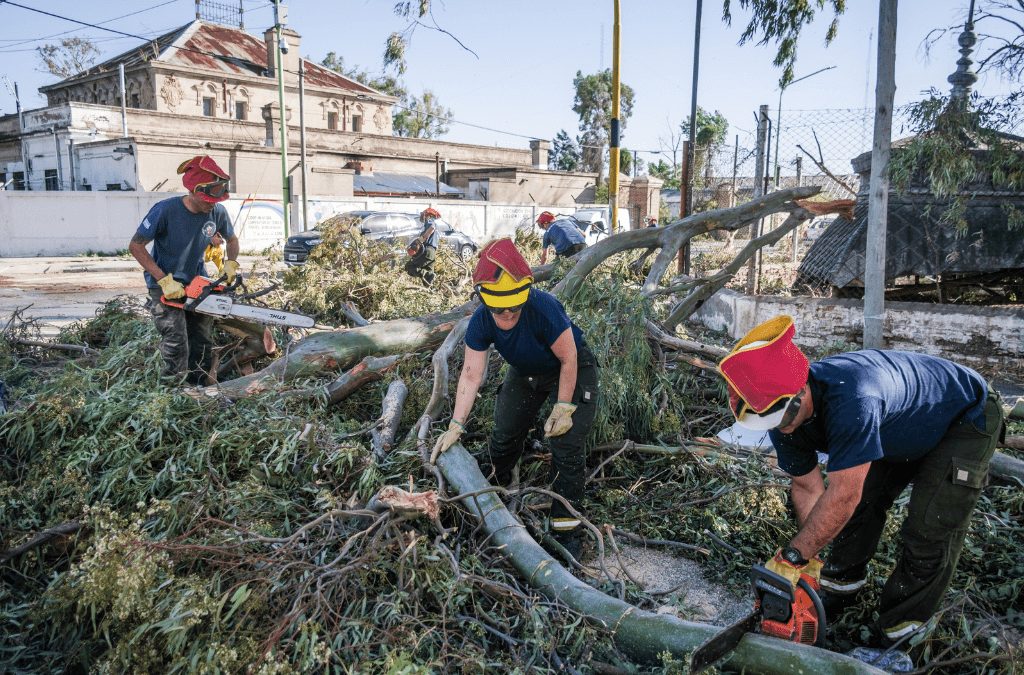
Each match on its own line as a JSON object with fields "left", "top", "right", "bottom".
{"left": 694, "top": 288, "right": 1024, "bottom": 373}
{"left": 0, "top": 191, "right": 577, "bottom": 256}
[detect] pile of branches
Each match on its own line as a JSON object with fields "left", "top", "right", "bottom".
{"left": 1, "top": 187, "right": 1021, "bottom": 673}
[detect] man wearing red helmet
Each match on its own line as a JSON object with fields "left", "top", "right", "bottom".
{"left": 128, "top": 154, "right": 239, "bottom": 384}
{"left": 536, "top": 211, "right": 586, "bottom": 265}
{"left": 406, "top": 207, "right": 442, "bottom": 285}
{"left": 718, "top": 315, "right": 1004, "bottom": 650}
{"left": 430, "top": 238, "right": 599, "bottom": 558}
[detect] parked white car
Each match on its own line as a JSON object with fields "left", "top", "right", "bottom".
{"left": 572, "top": 207, "right": 632, "bottom": 245}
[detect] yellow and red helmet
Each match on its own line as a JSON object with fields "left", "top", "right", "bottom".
{"left": 717, "top": 315, "right": 809, "bottom": 430}
{"left": 473, "top": 238, "right": 533, "bottom": 309}
{"left": 536, "top": 211, "right": 556, "bottom": 227}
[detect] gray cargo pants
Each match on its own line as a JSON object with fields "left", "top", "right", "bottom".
{"left": 148, "top": 289, "right": 216, "bottom": 385}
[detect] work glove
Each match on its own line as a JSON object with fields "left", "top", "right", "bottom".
{"left": 543, "top": 402, "right": 577, "bottom": 438}
{"left": 765, "top": 548, "right": 824, "bottom": 589}
{"left": 430, "top": 419, "right": 465, "bottom": 464}
{"left": 205, "top": 244, "right": 225, "bottom": 275}
{"left": 224, "top": 259, "right": 241, "bottom": 285}
{"left": 157, "top": 274, "right": 185, "bottom": 300}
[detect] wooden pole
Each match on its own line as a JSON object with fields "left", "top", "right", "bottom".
{"left": 863, "top": 0, "right": 898, "bottom": 349}
{"left": 745, "top": 105, "right": 769, "bottom": 295}
{"left": 609, "top": 0, "right": 621, "bottom": 232}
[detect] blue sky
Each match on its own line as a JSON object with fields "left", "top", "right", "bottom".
{"left": 0, "top": 0, "right": 1016, "bottom": 166}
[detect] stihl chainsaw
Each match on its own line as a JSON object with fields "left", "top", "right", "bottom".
{"left": 689, "top": 564, "right": 827, "bottom": 672}
{"left": 160, "top": 275, "right": 315, "bottom": 328}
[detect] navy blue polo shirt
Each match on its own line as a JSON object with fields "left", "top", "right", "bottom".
{"left": 542, "top": 219, "right": 586, "bottom": 255}
{"left": 135, "top": 196, "right": 234, "bottom": 289}
{"left": 465, "top": 289, "right": 585, "bottom": 375}
{"left": 770, "top": 350, "right": 988, "bottom": 476}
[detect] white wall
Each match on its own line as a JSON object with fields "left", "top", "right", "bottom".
{"left": 0, "top": 191, "right": 573, "bottom": 256}
{"left": 694, "top": 288, "right": 1024, "bottom": 373}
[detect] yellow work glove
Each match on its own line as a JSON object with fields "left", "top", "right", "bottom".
{"left": 157, "top": 274, "right": 185, "bottom": 300}
{"left": 430, "top": 419, "right": 465, "bottom": 464}
{"left": 223, "top": 259, "right": 240, "bottom": 285}
{"left": 543, "top": 402, "right": 577, "bottom": 438}
{"left": 205, "top": 244, "right": 225, "bottom": 275}
{"left": 766, "top": 548, "right": 822, "bottom": 589}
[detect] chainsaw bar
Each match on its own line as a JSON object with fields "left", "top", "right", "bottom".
{"left": 193, "top": 294, "right": 315, "bottom": 328}
{"left": 690, "top": 609, "right": 760, "bottom": 673}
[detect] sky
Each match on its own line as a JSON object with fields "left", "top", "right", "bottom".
{"left": 0, "top": 0, "right": 1017, "bottom": 171}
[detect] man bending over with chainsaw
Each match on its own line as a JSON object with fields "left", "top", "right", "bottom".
{"left": 429, "top": 238, "right": 599, "bottom": 559}
{"left": 718, "top": 315, "right": 1004, "bottom": 650}
{"left": 128, "top": 155, "right": 240, "bottom": 385}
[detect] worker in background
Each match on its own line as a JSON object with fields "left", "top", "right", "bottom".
{"left": 536, "top": 211, "right": 586, "bottom": 265}
{"left": 718, "top": 315, "right": 1004, "bottom": 660}
{"left": 646, "top": 216, "right": 659, "bottom": 227}
{"left": 430, "top": 238, "right": 599, "bottom": 559}
{"left": 406, "top": 207, "right": 441, "bottom": 285}
{"left": 128, "top": 155, "right": 240, "bottom": 385}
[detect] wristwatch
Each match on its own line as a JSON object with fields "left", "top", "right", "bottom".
{"left": 781, "top": 545, "right": 808, "bottom": 566}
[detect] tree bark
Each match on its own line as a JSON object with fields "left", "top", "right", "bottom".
{"left": 436, "top": 444, "right": 882, "bottom": 674}
{"left": 325, "top": 354, "right": 402, "bottom": 405}
{"left": 371, "top": 379, "right": 409, "bottom": 461}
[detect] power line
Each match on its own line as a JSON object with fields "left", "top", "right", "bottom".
{"left": 0, "top": 0, "right": 180, "bottom": 49}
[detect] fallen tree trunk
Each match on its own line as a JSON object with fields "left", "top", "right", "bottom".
{"left": 325, "top": 354, "right": 402, "bottom": 405}
{"left": 436, "top": 445, "right": 882, "bottom": 674}
{"left": 992, "top": 450, "right": 1024, "bottom": 483}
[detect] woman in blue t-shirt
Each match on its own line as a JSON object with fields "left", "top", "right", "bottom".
{"left": 430, "top": 239, "right": 599, "bottom": 558}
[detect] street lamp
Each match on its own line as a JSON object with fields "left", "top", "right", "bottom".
{"left": 773, "top": 65, "right": 836, "bottom": 187}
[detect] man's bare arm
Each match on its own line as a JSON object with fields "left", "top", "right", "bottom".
{"left": 225, "top": 235, "right": 240, "bottom": 261}
{"left": 128, "top": 233, "right": 165, "bottom": 280}
{"left": 790, "top": 468, "right": 826, "bottom": 525}
{"left": 790, "top": 463, "right": 870, "bottom": 560}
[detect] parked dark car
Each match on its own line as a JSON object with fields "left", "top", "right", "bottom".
{"left": 284, "top": 210, "right": 478, "bottom": 266}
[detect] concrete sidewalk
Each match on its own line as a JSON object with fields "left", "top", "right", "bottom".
{"left": 0, "top": 255, "right": 272, "bottom": 336}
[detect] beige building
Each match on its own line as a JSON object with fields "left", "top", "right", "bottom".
{"left": 0, "top": 17, "right": 660, "bottom": 226}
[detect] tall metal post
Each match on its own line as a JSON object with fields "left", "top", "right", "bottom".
{"left": 745, "top": 105, "right": 769, "bottom": 295}
{"left": 14, "top": 82, "right": 30, "bottom": 190}
{"left": 68, "top": 138, "right": 76, "bottom": 191}
{"left": 681, "top": 0, "right": 703, "bottom": 274}
{"left": 435, "top": 152, "right": 441, "bottom": 197}
{"left": 298, "top": 58, "right": 309, "bottom": 230}
{"left": 273, "top": 0, "right": 290, "bottom": 241}
{"left": 730, "top": 134, "right": 739, "bottom": 207}
{"left": 52, "top": 127, "right": 63, "bottom": 190}
{"left": 608, "top": 0, "right": 621, "bottom": 232}
{"left": 863, "top": 0, "right": 898, "bottom": 349}
{"left": 791, "top": 156, "right": 803, "bottom": 263}
{"left": 118, "top": 64, "right": 129, "bottom": 137}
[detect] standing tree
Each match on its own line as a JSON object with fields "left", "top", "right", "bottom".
{"left": 572, "top": 69, "right": 635, "bottom": 183}
{"left": 36, "top": 37, "right": 99, "bottom": 79}
{"left": 394, "top": 90, "right": 453, "bottom": 139}
{"left": 647, "top": 158, "right": 680, "bottom": 189}
{"left": 549, "top": 130, "right": 582, "bottom": 171}
{"left": 683, "top": 107, "right": 730, "bottom": 185}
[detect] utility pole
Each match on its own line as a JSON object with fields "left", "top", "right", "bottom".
{"left": 435, "top": 152, "right": 441, "bottom": 198}
{"left": 730, "top": 134, "right": 739, "bottom": 207}
{"left": 745, "top": 105, "right": 769, "bottom": 295}
{"left": 608, "top": 0, "right": 621, "bottom": 232}
{"left": 863, "top": 0, "right": 898, "bottom": 349}
{"left": 273, "top": 0, "right": 290, "bottom": 241}
{"left": 51, "top": 127, "right": 63, "bottom": 190}
{"left": 681, "top": 0, "right": 704, "bottom": 274}
{"left": 298, "top": 58, "right": 309, "bottom": 230}
{"left": 791, "top": 155, "right": 802, "bottom": 264}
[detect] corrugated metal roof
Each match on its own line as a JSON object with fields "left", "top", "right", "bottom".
{"left": 43, "top": 21, "right": 378, "bottom": 96}
{"left": 354, "top": 172, "right": 463, "bottom": 197}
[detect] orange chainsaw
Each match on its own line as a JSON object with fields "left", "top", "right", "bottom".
{"left": 689, "top": 564, "right": 827, "bottom": 672}
{"left": 160, "top": 275, "right": 314, "bottom": 328}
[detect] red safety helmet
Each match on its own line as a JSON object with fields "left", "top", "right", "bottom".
{"left": 177, "top": 155, "right": 230, "bottom": 203}
{"left": 473, "top": 238, "right": 534, "bottom": 309}
{"left": 536, "top": 211, "right": 556, "bottom": 227}
{"left": 421, "top": 207, "right": 441, "bottom": 220}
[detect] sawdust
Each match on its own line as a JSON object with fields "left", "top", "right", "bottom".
{"left": 596, "top": 543, "right": 751, "bottom": 626}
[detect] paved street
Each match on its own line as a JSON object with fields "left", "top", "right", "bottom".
{"left": 0, "top": 255, "right": 270, "bottom": 337}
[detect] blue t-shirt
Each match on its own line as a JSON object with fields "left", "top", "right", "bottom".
{"left": 465, "top": 289, "right": 585, "bottom": 375}
{"left": 421, "top": 219, "right": 440, "bottom": 249}
{"left": 135, "top": 197, "right": 234, "bottom": 289}
{"left": 542, "top": 219, "right": 586, "bottom": 255}
{"left": 770, "top": 350, "right": 987, "bottom": 476}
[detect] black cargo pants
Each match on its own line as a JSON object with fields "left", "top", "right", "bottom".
{"left": 148, "top": 289, "right": 216, "bottom": 385}
{"left": 405, "top": 246, "right": 437, "bottom": 286}
{"left": 557, "top": 242, "right": 587, "bottom": 258}
{"left": 820, "top": 387, "right": 1005, "bottom": 644}
{"left": 484, "top": 346, "right": 599, "bottom": 531}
